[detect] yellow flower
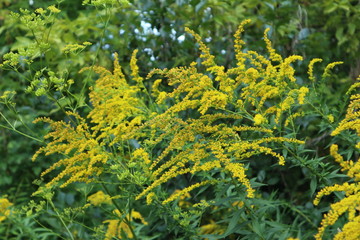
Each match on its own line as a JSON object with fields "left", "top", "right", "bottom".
{"left": 253, "top": 114, "right": 267, "bottom": 126}
{"left": 32, "top": 112, "right": 111, "bottom": 188}
{"left": 130, "top": 49, "right": 143, "bottom": 84}
{"left": 263, "top": 28, "right": 282, "bottom": 63}
{"left": 297, "top": 87, "right": 309, "bottom": 104}
{"left": 184, "top": 27, "right": 215, "bottom": 68}
{"left": 146, "top": 192, "right": 156, "bottom": 205}
{"left": 103, "top": 209, "right": 147, "bottom": 239}
{"left": 225, "top": 163, "right": 254, "bottom": 198}
{"left": 200, "top": 220, "right": 225, "bottom": 238}
{"left": 322, "top": 61, "right": 343, "bottom": 78}
{"left": 234, "top": 19, "right": 251, "bottom": 68}
{"left": 327, "top": 114, "right": 335, "bottom": 123}
{"left": 245, "top": 67, "right": 259, "bottom": 80}
{"left": 87, "top": 191, "right": 112, "bottom": 206}
{"left": 314, "top": 79, "right": 360, "bottom": 239}
{"left": 198, "top": 90, "right": 228, "bottom": 115}
{"left": 308, "top": 58, "right": 322, "bottom": 81}
{"left": 162, "top": 180, "right": 216, "bottom": 205}
{"left": 0, "top": 198, "right": 13, "bottom": 222}
{"left": 132, "top": 148, "right": 151, "bottom": 165}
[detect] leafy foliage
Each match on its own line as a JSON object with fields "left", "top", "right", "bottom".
{"left": 0, "top": 1, "right": 359, "bottom": 240}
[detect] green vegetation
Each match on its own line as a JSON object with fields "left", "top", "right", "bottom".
{"left": 0, "top": 1, "right": 359, "bottom": 239}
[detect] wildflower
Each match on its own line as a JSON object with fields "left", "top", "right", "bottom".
{"left": 285, "top": 112, "right": 304, "bottom": 127}
{"left": 308, "top": 58, "right": 322, "bottom": 81}
{"left": 264, "top": 28, "right": 282, "bottom": 63}
{"left": 225, "top": 163, "right": 254, "bottom": 198}
{"left": 32, "top": 112, "right": 111, "bottom": 188}
{"left": 83, "top": 41, "right": 92, "bottom": 46}
{"left": 245, "top": 67, "right": 259, "bottom": 80}
{"left": 132, "top": 148, "right": 151, "bottom": 165}
{"left": 200, "top": 220, "right": 226, "bottom": 237}
{"left": 0, "top": 198, "right": 13, "bottom": 222}
{"left": 162, "top": 180, "right": 216, "bottom": 205}
{"left": 146, "top": 192, "right": 156, "bottom": 205}
{"left": 232, "top": 201, "right": 244, "bottom": 208}
{"left": 0, "top": 91, "right": 16, "bottom": 101}
{"left": 103, "top": 209, "right": 147, "bottom": 240}
{"left": 281, "top": 55, "right": 303, "bottom": 82}
{"left": 130, "top": 49, "right": 144, "bottom": 84}
{"left": 234, "top": 19, "right": 251, "bottom": 68}
{"left": 87, "top": 191, "right": 112, "bottom": 206}
{"left": 185, "top": 27, "right": 216, "bottom": 68}
{"left": 331, "top": 93, "right": 360, "bottom": 136}
{"left": 297, "top": 87, "right": 309, "bottom": 104}
{"left": 63, "top": 43, "right": 89, "bottom": 54}
{"left": 327, "top": 114, "right": 335, "bottom": 123}
{"left": 198, "top": 90, "right": 228, "bottom": 115}
{"left": 253, "top": 114, "right": 267, "bottom": 126}
{"left": 314, "top": 80, "right": 360, "bottom": 239}
{"left": 322, "top": 61, "right": 343, "bottom": 78}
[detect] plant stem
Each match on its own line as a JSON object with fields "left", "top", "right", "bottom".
{"left": 0, "top": 111, "right": 43, "bottom": 143}
{"left": 49, "top": 200, "right": 75, "bottom": 240}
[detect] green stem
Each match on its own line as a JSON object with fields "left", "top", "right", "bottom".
{"left": 49, "top": 200, "right": 75, "bottom": 240}
{"left": 284, "top": 202, "right": 317, "bottom": 228}
{"left": 0, "top": 112, "right": 43, "bottom": 143}
{"left": 80, "top": 7, "right": 112, "bottom": 100}
{"left": 101, "top": 181, "right": 138, "bottom": 240}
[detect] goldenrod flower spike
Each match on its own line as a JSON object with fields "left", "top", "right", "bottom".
{"left": 32, "top": 112, "right": 110, "bottom": 188}
{"left": 184, "top": 27, "right": 216, "bottom": 68}
{"left": 103, "top": 209, "right": 147, "bottom": 240}
{"left": 263, "top": 28, "right": 282, "bottom": 63}
{"left": 130, "top": 49, "right": 144, "bottom": 84}
{"left": 234, "top": 19, "right": 251, "bottom": 68}
{"left": 308, "top": 58, "right": 322, "bottom": 81}
{"left": 322, "top": 61, "right": 343, "bottom": 78}
{"left": 314, "top": 79, "right": 360, "bottom": 239}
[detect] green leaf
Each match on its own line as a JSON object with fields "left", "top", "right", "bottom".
{"left": 324, "top": 3, "right": 338, "bottom": 14}
{"left": 348, "top": 23, "right": 356, "bottom": 35}
{"left": 310, "top": 176, "right": 317, "bottom": 196}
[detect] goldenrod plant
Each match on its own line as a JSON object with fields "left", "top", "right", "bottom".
{"left": 313, "top": 76, "right": 360, "bottom": 240}
{"left": 1, "top": 1, "right": 359, "bottom": 239}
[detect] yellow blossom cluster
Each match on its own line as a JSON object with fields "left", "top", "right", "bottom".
{"left": 313, "top": 77, "right": 360, "bottom": 240}
{"left": 162, "top": 180, "right": 217, "bottom": 205}
{"left": 82, "top": 52, "right": 149, "bottom": 145}
{"left": 33, "top": 19, "right": 325, "bottom": 212}
{"left": 200, "top": 220, "right": 226, "bottom": 238}
{"left": 32, "top": 112, "right": 111, "bottom": 188}
{"left": 0, "top": 198, "right": 13, "bottom": 222}
{"left": 87, "top": 191, "right": 112, "bottom": 206}
{"left": 110, "top": 19, "right": 309, "bottom": 206}
{"left": 103, "top": 209, "right": 148, "bottom": 240}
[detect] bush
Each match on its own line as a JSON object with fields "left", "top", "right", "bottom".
{"left": 1, "top": 1, "right": 359, "bottom": 239}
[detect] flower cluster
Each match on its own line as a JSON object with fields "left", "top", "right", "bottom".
{"left": 32, "top": 112, "right": 111, "bottom": 188}
{"left": 103, "top": 209, "right": 147, "bottom": 240}
{"left": 130, "top": 19, "right": 308, "bottom": 204}
{"left": 33, "top": 20, "right": 313, "bottom": 208}
{"left": 87, "top": 191, "right": 112, "bottom": 206}
{"left": 313, "top": 76, "right": 360, "bottom": 240}
{"left": 0, "top": 198, "right": 13, "bottom": 222}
